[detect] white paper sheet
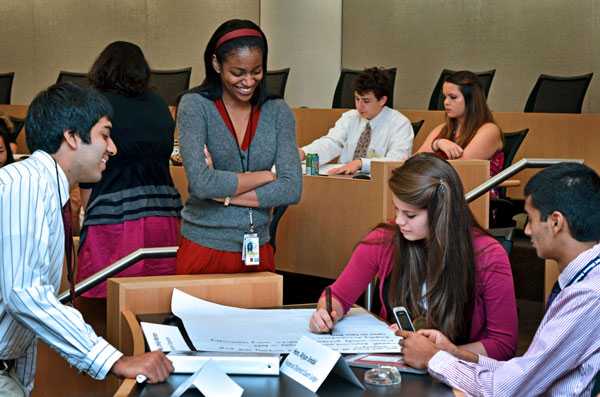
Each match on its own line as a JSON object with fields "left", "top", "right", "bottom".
{"left": 140, "top": 322, "right": 190, "bottom": 352}
{"left": 171, "top": 289, "right": 400, "bottom": 354}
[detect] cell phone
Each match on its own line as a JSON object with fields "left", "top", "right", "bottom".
{"left": 392, "top": 306, "right": 415, "bottom": 332}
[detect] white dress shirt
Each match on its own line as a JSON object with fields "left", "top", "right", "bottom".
{"left": 301, "top": 107, "right": 414, "bottom": 172}
{"left": 0, "top": 151, "right": 122, "bottom": 393}
{"left": 428, "top": 243, "right": 600, "bottom": 397}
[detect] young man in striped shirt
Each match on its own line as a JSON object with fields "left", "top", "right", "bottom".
{"left": 0, "top": 83, "right": 173, "bottom": 396}
{"left": 399, "top": 162, "right": 600, "bottom": 396}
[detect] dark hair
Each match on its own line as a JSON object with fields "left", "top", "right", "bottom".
{"left": 0, "top": 128, "right": 14, "bottom": 167}
{"left": 25, "top": 82, "right": 113, "bottom": 154}
{"left": 438, "top": 71, "right": 498, "bottom": 147}
{"left": 525, "top": 162, "right": 600, "bottom": 242}
{"left": 88, "top": 41, "right": 151, "bottom": 96}
{"left": 354, "top": 67, "right": 391, "bottom": 100}
{"left": 381, "top": 153, "right": 479, "bottom": 341}
{"left": 189, "top": 19, "right": 270, "bottom": 106}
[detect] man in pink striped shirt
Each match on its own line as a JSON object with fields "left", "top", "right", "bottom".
{"left": 399, "top": 162, "right": 600, "bottom": 396}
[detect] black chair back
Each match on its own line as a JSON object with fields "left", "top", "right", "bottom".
{"left": 503, "top": 128, "right": 529, "bottom": 169}
{"left": 428, "top": 69, "right": 496, "bottom": 110}
{"left": 7, "top": 117, "right": 25, "bottom": 144}
{"left": 411, "top": 120, "right": 425, "bottom": 138}
{"left": 0, "top": 72, "right": 15, "bottom": 104}
{"left": 269, "top": 205, "right": 288, "bottom": 252}
{"left": 332, "top": 68, "right": 397, "bottom": 109}
{"left": 524, "top": 73, "right": 593, "bottom": 113}
{"left": 149, "top": 67, "right": 192, "bottom": 106}
{"left": 264, "top": 68, "right": 290, "bottom": 99}
{"left": 592, "top": 372, "right": 600, "bottom": 396}
{"left": 56, "top": 71, "right": 89, "bottom": 87}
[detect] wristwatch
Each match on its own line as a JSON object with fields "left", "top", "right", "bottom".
{"left": 224, "top": 196, "right": 231, "bottom": 206}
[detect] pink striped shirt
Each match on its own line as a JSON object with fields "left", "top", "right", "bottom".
{"left": 428, "top": 243, "right": 600, "bottom": 396}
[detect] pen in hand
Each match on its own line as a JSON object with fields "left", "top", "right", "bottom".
{"left": 326, "top": 286, "right": 334, "bottom": 335}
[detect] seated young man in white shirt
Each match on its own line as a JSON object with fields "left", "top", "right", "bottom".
{"left": 299, "top": 67, "right": 414, "bottom": 175}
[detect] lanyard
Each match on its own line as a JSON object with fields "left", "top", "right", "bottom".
{"left": 221, "top": 100, "right": 255, "bottom": 232}
{"left": 563, "top": 254, "right": 600, "bottom": 289}
{"left": 220, "top": 101, "right": 252, "bottom": 172}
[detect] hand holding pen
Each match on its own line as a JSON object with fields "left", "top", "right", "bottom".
{"left": 309, "top": 286, "right": 340, "bottom": 334}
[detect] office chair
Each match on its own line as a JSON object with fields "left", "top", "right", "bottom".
{"left": 489, "top": 128, "right": 530, "bottom": 228}
{"left": 332, "top": 68, "right": 397, "bottom": 109}
{"left": 428, "top": 69, "right": 496, "bottom": 111}
{"left": 7, "top": 116, "right": 25, "bottom": 144}
{"left": 0, "top": 72, "right": 15, "bottom": 104}
{"left": 524, "top": 73, "right": 593, "bottom": 113}
{"left": 149, "top": 67, "right": 192, "bottom": 106}
{"left": 411, "top": 120, "right": 425, "bottom": 138}
{"left": 269, "top": 205, "right": 288, "bottom": 253}
{"left": 264, "top": 68, "right": 290, "bottom": 99}
{"left": 56, "top": 71, "right": 90, "bottom": 87}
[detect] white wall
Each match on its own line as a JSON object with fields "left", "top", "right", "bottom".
{"left": 0, "top": 0, "right": 259, "bottom": 104}
{"left": 260, "top": 0, "right": 342, "bottom": 108}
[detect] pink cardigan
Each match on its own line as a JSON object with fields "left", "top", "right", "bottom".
{"left": 329, "top": 227, "right": 518, "bottom": 361}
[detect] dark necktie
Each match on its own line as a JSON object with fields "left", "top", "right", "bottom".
{"left": 61, "top": 199, "right": 77, "bottom": 307}
{"left": 546, "top": 280, "right": 561, "bottom": 311}
{"left": 353, "top": 122, "right": 372, "bottom": 160}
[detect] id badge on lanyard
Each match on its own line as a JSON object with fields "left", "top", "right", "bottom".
{"left": 242, "top": 209, "right": 260, "bottom": 266}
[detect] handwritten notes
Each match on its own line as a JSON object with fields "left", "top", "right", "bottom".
{"left": 140, "top": 322, "right": 189, "bottom": 352}
{"left": 281, "top": 336, "right": 364, "bottom": 392}
{"left": 171, "top": 289, "right": 400, "bottom": 354}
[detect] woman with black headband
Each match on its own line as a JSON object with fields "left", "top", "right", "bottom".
{"left": 175, "top": 19, "right": 302, "bottom": 274}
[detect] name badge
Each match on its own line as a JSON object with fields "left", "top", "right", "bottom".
{"left": 242, "top": 233, "right": 260, "bottom": 266}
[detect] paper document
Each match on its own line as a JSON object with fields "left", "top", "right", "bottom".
{"left": 318, "top": 163, "right": 344, "bottom": 175}
{"left": 140, "top": 322, "right": 189, "bottom": 352}
{"left": 171, "top": 289, "right": 400, "bottom": 354}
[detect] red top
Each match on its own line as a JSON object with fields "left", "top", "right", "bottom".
{"left": 214, "top": 98, "right": 261, "bottom": 150}
{"left": 328, "top": 227, "right": 518, "bottom": 361}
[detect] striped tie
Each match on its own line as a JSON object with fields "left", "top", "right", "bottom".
{"left": 546, "top": 280, "right": 561, "bottom": 311}
{"left": 62, "top": 199, "right": 77, "bottom": 308}
{"left": 353, "top": 122, "right": 371, "bottom": 160}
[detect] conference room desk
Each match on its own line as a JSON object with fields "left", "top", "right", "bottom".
{"left": 293, "top": 107, "right": 600, "bottom": 199}
{"left": 121, "top": 312, "right": 456, "bottom": 397}
{"left": 274, "top": 160, "right": 490, "bottom": 279}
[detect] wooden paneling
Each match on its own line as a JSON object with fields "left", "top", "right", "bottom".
{"left": 275, "top": 160, "right": 489, "bottom": 278}
{"left": 106, "top": 272, "right": 283, "bottom": 353}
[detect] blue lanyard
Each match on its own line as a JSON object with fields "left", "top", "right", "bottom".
{"left": 564, "top": 254, "right": 600, "bottom": 289}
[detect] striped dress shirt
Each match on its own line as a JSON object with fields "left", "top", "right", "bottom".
{"left": 427, "top": 242, "right": 600, "bottom": 396}
{"left": 0, "top": 151, "right": 122, "bottom": 393}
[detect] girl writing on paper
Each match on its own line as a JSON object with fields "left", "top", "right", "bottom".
{"left": 309, "top": 154, "right": 518, "bottom": 361}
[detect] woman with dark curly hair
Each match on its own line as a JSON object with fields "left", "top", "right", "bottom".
{"left": 77, "top": 41, "right": 182, "bottom": 297}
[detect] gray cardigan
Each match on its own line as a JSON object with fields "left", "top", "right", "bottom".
{"left": 177, "top": 93, "right": 302, "bottom": 251}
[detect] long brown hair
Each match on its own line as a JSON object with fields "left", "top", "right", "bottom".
{"left": 438, "top": 70, "right": 496, "bottom": 148}
{"left": 386, "top": 153, "right": 478, "bottom": 341}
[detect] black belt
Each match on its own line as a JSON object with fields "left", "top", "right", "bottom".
{"left": 0, "top": 359, "right": 14, "bottom": 372}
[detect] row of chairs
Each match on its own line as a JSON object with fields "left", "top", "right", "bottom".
{"left": 0, "top": 68, "right": 594, "bottom": 114}
{"left": 0, "top": 69, "right": 193, "bottom": 107}
{"left": 335, "top": 68, "right": 594, "bottom": 114}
